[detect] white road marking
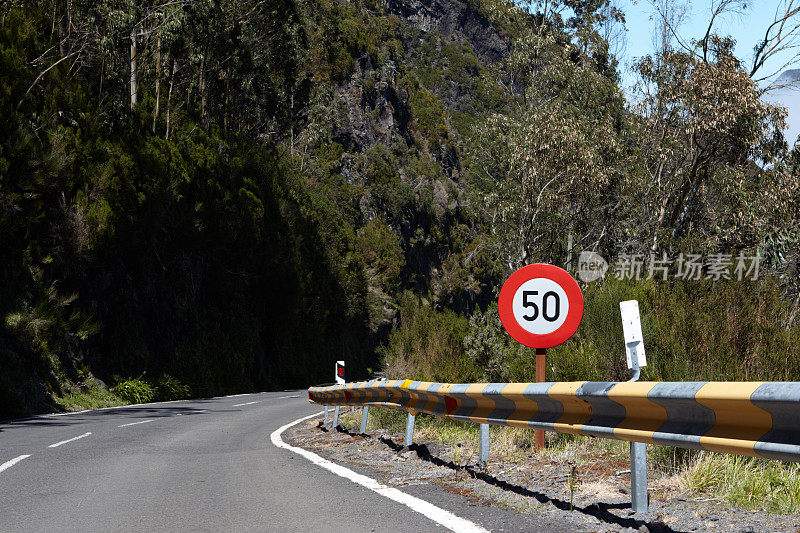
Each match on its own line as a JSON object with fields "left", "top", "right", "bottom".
{"left": 271, "top": 412, "right": 488, "bottom": 533}
{"left": 0, "top": 455, "right": 31, "bottom": 473}
{"left": 233, "top": 401, "right": 260, "bottom": 407}
{"left": 277, "top": 395, "right": 301, "bottom": 399}
{"left": 38, "top": 392, "right": 262, "bottom": 418}
{"left": 118, "top": 419, "right": 154, "bottom": 428}
{"left": 48, "top": 432, "right": 92, "bottom": 448}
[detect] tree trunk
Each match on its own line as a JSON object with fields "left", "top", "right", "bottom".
{"left": 566, "top": 230, "right": 573, "bottom": 271}
{"left": 130, "top": 23, "right": 138, "bottom": 111}
{"left": 199, "top": 50, "right": 207, "bottom": 123}
{"left": 166, "top": 58, "right": 177, "bottom": 140}
{"left": 224, "top": 74, "right": 229, "bottom": 134}
{"left": 58, "top": 0, "right": 69, "bottom": 57}
{"left": 289, "top": 92, "right": 294, "bottom": 156}
{"left": 153, "top": 39, "right": 162, "bottom": 133}
{"left": 99, "top": 57, "right": 105, "bottom": 102}
{"left": 671, "top": 172, "right": 703, "bottom": 240}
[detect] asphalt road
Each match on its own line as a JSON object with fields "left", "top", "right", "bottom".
{"left": 1, "top": 391, "right": 479, "bottom": 532}
{"left": 0, "top": 391, "right": 586, "bottom": 532}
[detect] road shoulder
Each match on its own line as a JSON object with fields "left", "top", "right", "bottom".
{"left": 287, "top": 415, "right": 800, "bottom": 533}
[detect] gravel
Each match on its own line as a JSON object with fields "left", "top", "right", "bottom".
{"left": 288, "top": 419, "right": 800, "bottom": 533}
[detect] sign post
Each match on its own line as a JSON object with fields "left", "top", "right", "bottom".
{"left": 535, "top": 347, "right": 546, "bottom": 449}
{"left": 499, "top": 263, "right": 584, "bottom": 451}
{"left": 619, "top": 300, "right": 648, "bottom": 514}
{"left": 332, "top": 360, "right": 345, "bottom": 428}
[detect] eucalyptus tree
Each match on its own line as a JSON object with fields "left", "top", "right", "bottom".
{"left": 470, "top": 0, "right": 627, "bottom": 271}
{"left": 632, "top": 0, "right": 798, "bottom": 253}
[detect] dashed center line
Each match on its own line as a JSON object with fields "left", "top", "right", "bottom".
{"left": 277, "top": 395, "right": 300, "bottom": 399}
{"left": 48, "top": 432, "right": 92, "bottom": 448}
{"left": 0, "top": 455, "right": 31, "bottom": 473}
{"left": 233, "top": 401, "right": 260, "bottom": 407}
{"left": 118, "top": 419, "right": 154, "bottom": 428}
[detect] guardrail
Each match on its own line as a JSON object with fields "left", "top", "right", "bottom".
{"left": 308, "top": 379, "right": 800, "bottom": 461}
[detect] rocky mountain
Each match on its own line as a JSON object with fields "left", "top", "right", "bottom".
{"left": 385, "top": 0, "right": 509, "bottom": 62}
{"left": 302, "top": 0, "right": 517, "bottom": 319}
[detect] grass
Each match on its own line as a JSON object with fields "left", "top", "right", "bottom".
{"left": 683, "top": 452, "right": 800, "bottom": 513}
{"left": 54, "top": 379, "right": 126, "bottom": 411}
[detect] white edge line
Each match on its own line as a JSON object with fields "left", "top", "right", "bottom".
{"left": 48, "top": 432, "right": 92, "bottom": 448}
{"left": 0, "top": 455, "right": 31, "bottom": 473}
{"left": 270, "top": 412, "right": 488, "bottom": 533}
{"left": 233, "top": 401, "right": 260, "bottom": 407}
{"left": 118, "top": 419, "right": 155, "bottom": 427}
{"left": 44, "top": 398, "right": 192, "bottom": 416}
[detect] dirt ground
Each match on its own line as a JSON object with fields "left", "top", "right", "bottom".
{"left": 287, "top": 416, "right": 800, "bottom": 533}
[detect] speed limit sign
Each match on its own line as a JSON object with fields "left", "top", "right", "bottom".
{"left": 498, "top": 263, "right": 584, "bottom": 348}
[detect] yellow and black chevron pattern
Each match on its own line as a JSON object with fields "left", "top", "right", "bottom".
{"left": 308, "top": 380, "right": 800, "bottom": 462}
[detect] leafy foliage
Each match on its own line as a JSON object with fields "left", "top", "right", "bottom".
{"left": 3, "top": 0, "right": 800, "bottom": 419}
{"left": 112, "top": 378, "right": 156, "bottom": 404}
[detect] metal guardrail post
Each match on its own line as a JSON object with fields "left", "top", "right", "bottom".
{"left": 631, "top": 441, "right": 648, "bottom": 513}
{"left": 333, "top": 406, "right": 340, "bottom": 428}
{"left": 404, "top": 413, "right": 415, "bottom": 447}
{"left": 628, "top": 353, "right": 648, "bottom": 513}
{"left": 478, "top": 423, "right": 489, "bottom": 467}
{"left": 360, "top": 406, "right": 369, "bottom": 434}
{"left": 324, "top": 406, "right": 329, "bottom": 426}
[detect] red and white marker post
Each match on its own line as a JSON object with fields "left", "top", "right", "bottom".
{"left": 335, "top": 360, "right": 345, "bottom": 385}
{"left": 498, "top": 263, "right": 584, "bottom": 451}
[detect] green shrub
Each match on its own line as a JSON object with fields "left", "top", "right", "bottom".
{"left": 356, "top": 217, "right": 405, "bottom": 289}
{"left": 381, "top": 293, "right": 479, "bottom": 382}
{"left": 389, "top": 274, "right": 800, "bottom": 385}
{"left": 154, "top": 374, "right": 191, "bottom": 401}
{"left": 112, "top": 378, "right": 156, "bottom": 404}
{"left": 570, "top": 275, "right": 800, "bottom": 382}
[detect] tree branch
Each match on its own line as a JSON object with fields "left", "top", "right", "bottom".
{"left": 16, "top": 51, "right": 78, "bottom": 112}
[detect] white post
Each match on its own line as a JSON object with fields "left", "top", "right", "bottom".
{"left": 620, "top": 300, "right": 648, "bottom": 514}
{"left": 360, "top": 406, "right": 369, "bottom": 434}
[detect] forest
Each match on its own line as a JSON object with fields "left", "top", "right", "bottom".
{"left": 2, "top": 0, "right": 800, "bottom": 418}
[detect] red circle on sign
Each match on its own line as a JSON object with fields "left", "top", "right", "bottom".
{"left": 498, "top": 263, "right": 584, "bottom": 348}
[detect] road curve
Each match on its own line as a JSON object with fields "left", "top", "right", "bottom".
{"left": 0, "top": 391, "right": 466, "bottom": 532}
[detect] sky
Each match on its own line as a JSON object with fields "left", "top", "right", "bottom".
{"left": 616, "top": 0, "right": 799, "bottom": 90}
{"left": 614, "top": 0, "right": 800, "bottom": 144}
